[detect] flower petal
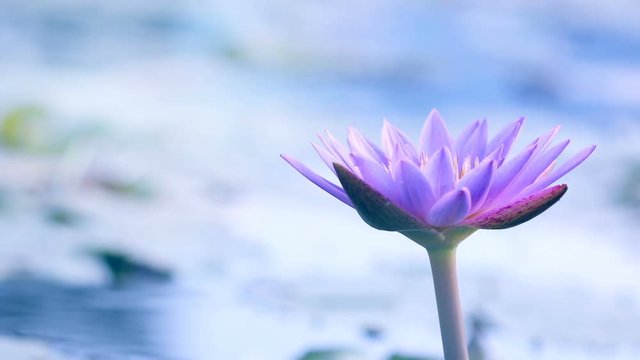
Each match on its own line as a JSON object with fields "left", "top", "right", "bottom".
{"left": 419, "top": 109, "right": 453, "bottom": 156}
{"left": 499, "top": 139, "right": 570, "bottom": 201}
{"left": 382, "top": 119, "right": 418, "bottom": 162}
{"left": 457, "top": 119, "right": 488, "bottom": 162}
{"left": 398, "top": 160, "right": 436, "bottom": 220}
{"left": 486, "top": 117, "right": 524, "bottom": 163}
{"left": 484, "top": 144, "right": 504, "bottom": 163}
{"left": 351, "top": 153, "right": 397, "bottom": 201}
{"left": 319, "top": 131, "right": 356, "bottom": 171}
{"left": 311, "top": 142, "right": 340, "bottom": 175}
{"left": 334, "top": 163, "right": 431, "bottom": 231}
{"left": 528, "top": 125, "right": 561, "bottom": 154}
{"left": 467, "top": 184, "right": 567, "bottom": 229}
{"left": 454, "top": 120, "right": 480, "bottom": 157}
{"left": 391, "top": 142, "right": 418, "bottom": 164}
{"left": 427, "top": 188, "right": 472, "bottom": 227}
{"left": 281, "top": 154, "right": 354, "bottom": 207}
{"left": 348, "top": 127, "right": 388, "bottom": 165}
{"left": 483, "top": 144, "right": 538, "bottom": 206}
{"left": 424, "top": 147, "right": 456, "bottom": 197}
{"left": 456, "top": 159, "right": 496, "bottom": 212}
{"left": 519, "top": 145, "right": 596, "bottom": 197}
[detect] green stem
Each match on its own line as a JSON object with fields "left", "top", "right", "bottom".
{"left": 428, "top": 246, "right": 469, "bottom": 360}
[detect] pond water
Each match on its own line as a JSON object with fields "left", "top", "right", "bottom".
{"left": 1, "top": 1, "right": 640, "bottom": 359}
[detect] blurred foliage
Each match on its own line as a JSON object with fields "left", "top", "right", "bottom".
{"left": 387, "top": 355, "right": 437, "bottom": 360}
{"left": 0, "top": 106, "right": 47, "bottom": 151}
{"left": 44, "top": 204, "right": 83, "bottom": 226}
{"left": 0, "top": 105, "right": 105, "bottom": 154}
{"left": 361, "top": 324, "right": 384, "bottom": 341}
{"left": 87, "top": 176, "right": 155, "bottom": 201}
{"left": 467, "top": 312, "right": 493, "bottom": 360}
{"left": 297, "top": 349, "right": 364, "bottom": 360}
{"left": 297, "top": 314, "right": 489, "bottom": 360}
{"left": 89, "top": 249, "right": 172, "bottom": 287}
{"left": 618, "top": 162, "right": 640, "bottom": 210}
{"left": 297, "top": 350, "right": 438, "bottom": 360}
{"left": 0, "top": 187, "right": 7, "bottom": 213}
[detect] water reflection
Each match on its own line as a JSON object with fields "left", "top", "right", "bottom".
{"left": 0, "top": 277, "right": 172, "bottom": 358}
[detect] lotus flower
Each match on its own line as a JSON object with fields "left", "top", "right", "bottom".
{"left": 282, "top": 109, "right": 595, "bottom": 247}
{"left": 282, "top": 109, "right": 595, "bottom": 360}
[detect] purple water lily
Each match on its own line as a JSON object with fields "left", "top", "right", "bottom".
{"left": 282, "top": 109, "right": 595, "bottom": 360}
{"left": 282, "top": 109, "right": 594, "bottom": 243}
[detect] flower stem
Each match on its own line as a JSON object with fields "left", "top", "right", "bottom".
{"left": 427, "top": 246, "right": 469, "bottom": 360}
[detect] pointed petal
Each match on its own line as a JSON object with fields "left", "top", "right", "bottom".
{"left": 382, "top": 119, "right": 418, "bottom": 162}
{"left": 456, "top": 159, "right": 496, "bottom": 212}
{"left": 348, "top": 127, "right": 387, "bottom": 165}
{"left": 484, "top": 144, "right": 538, "bottom": 206}
{"left": 499, "top": 139, "right": 570, "bottom": 201}
{"left": 351, "top": 153, "right": 397, "bottom": 201}
{"left": 529, "top": 125, "right": 561, "bottom": 154}
{"left": 454, "top": 120, "right": 480, "bottom": 156}
{"left": 458, "top": 119, "right": 488, "bottom": 161}
{"left": 467, "top": 184, "right": 567, "bottom": 229}
{"left": 486, "top": 117, "right": 524, "bottom": 162}
{"left": 424, "top": 147, "right": 456, "bottom": 197}
{"left": 519, "top": 145, "right": 596, "bottom": 197}
{"left": 319, "top": 131, "right": 356, "bottom": 171}
{"left": 427, "top": 188, "right": 472, "bottom": 227}
{"left": 311, "top": 142, "right": 340, "bottom": 175}
{"left": 398, "top": 160, "right": 436, "bottom": 220}
{"left": 365, "top": 138, "right": 389, "bottom": 164}
{"left": 419, "top": 109, "right": 453, "bottom": 156}
{"left": 386, "top": 160, "right": 411, "bottom": 210}
{"left": 391, "top": 142, "right": 418, "bottom": 164}
{"left": 281, "top": 154, "right": 354, "bottom": 207}
{"left": 484, "top": 144, "right": 504, "bottom": 163}
{"left": 334, "top": 163, "right": 431, "bottom": 231}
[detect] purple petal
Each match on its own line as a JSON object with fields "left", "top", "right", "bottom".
{"left": 486, "top": 117, "right": 524, "bottom": 162}
{"left": 427, "top": 188, "right": 472, "bottom": 227}
{"left": 365, "top": 138, "right": 389, "bottom": 164}
{"left": 319, "top": 131, "right": 356, "bottom": 171}
{"left": 398, "top": 160, "right": 436, "bottom": 220}
{"left": 311, "top": 142, "right": 340, "bottom": 175}
{"left": 348, "top": 127, "right": 388, "bottom": 165}
{"left": 528, "top": 125, "right": 561, "bottom": 154}
{"left": 454, "top": 120, "right": 480, "bottom": 156}
{"left": 484, "top": 144, "right": 538, "bottom": 206}
{"left": 519, "top": 145, "right": 596, "bottom": 197}
{"left": 424, "top": 147, "right": 456, "bottom": 197}
{"left": 457, "top": 119, "right": 488, "bottom": 162}
{"left": 382, "top": 120, "right": 418, "bottom": 162}
{"left": 466, "top": 184, "right": 567, "bottom": 229}
{"left": 499, "top": 139, "right": 570, "bottom": 201}
{"left": 333, "top": 163, "right": 430, "bottom": 231}
{"left": 391, "top": 142, "right": 418, "bottom": 164}
{"left": 281, "top": 154, "right": 354, "bottom": 207}
{"left": 484, "top": 144, "right": 504, "bottom": 163}
{"left": 351, "top": 153, "right": 397, "bottom": 201}
{"left": 456, "top": 159, "right": 496, "bottom": 212}
{"left": 419, "top": 109, "right": 453, "bottom": 156}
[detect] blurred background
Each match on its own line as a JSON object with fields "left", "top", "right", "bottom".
{"left": 0, "top": 0, "right": 639, "bottom": 359}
